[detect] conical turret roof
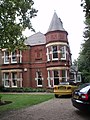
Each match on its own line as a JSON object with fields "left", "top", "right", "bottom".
{"left": 47, "top": 12, "right": 65, "bottom": 32}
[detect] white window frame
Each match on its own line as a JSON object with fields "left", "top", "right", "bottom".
{"left": 19, "top": 51, "right": 22, "bottom": 63}
{"left": 11, "top": 50, "right": 17, "bottom": 63}
{"left": 48, "top": 71, "right": 51, "bottom": 87}
{"left": 11, "top": 72, "right": 17, "bottom": 87}
{"left": 61, "top": 70, "right": 67, "bottom": 82}
{"left": 52, "top": 46, "right": 58, "bottom": 60}
{"left": 73, "top": 72, "right": 81, "bottom": 83}
{"left": 46, "top": 48, "right": 50, "bottom": 61}
{"left": 3, "top": 73, "right": 9, "bottom": 87}
{"left": 36, "top": 71, "right": 42, "bottom": 87}
{"left": 53, "top": 70, "right": 59, "bottom": 85}
{"left": 19, "top": 73, "right": 23, "bottom": 87}
{"left": 60, "top": 46, "right": 66, "bottom": 60}
{"left": 4, "top": 51, "right": 9, "bottom": 64}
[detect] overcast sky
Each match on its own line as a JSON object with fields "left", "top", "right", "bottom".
{"left": 23, "top": 0, "right": 85, "bottom": 61}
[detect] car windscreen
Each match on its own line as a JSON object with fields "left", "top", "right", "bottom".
{"left": 79, "top": 83, "right": 90, "bottom": 89}
{"left": 80, "top": 85, "right": 90, "bottom": 93}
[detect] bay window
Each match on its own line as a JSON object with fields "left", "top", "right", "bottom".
{"left": 62, "top": 70, "right": 67, "bottom": 82}
{"left": 60, "top": 46, "right": 66, "bottom": 60}
{"left": 52, "top": 46, "right": 58, "bottom": 60}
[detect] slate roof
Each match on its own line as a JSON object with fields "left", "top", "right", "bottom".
{"left": 25, "top": 32, "right": 46, "bottom": 46}
{"left": 25, "top": 12, "right": 66, "bottom": 46}
{"left": 47, "top": 12, "right": 65, "bottom": 32}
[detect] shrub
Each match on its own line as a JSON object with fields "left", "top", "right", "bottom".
{"left": 1, "top": 87, "right": 48, "bottom": 93}
{"left": 0, "top": 85, "right": 4, "bottom": 92}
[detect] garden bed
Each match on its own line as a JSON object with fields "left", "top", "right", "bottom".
{"left": 0, "top": 101, "right": 12, "bottom": 106}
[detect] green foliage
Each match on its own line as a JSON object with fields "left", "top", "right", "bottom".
{"left": 81, "top": 0, "right": 90, "bottom": 18}
{"left": 0, "top": 87, "right": 47, "bottom": 92}
{"left": 0, "top": 85, "right": 4, "bottom": 92}
{"left": 78, "top": 0, "right": 90, "bottom": 82}
{"left": 0, "top": 0, "right": 38, "bottom": 50}
{"left": 73, "top": 59, "right": 78, "bottom": 66}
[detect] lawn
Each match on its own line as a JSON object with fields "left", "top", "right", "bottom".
{"left": 0, "top": 93, "right": 54, "bottom": 112}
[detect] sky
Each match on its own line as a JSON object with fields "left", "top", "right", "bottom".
{"left": 23, "top": 0, "right": 85, "bottom": 61}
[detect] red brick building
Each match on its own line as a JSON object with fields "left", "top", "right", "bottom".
{"left": 1, "top": 12, "right": 75, "bottom": 88}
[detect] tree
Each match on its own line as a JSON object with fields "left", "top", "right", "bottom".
{"left": 81, "top": 0, "right": 90, "bottom": 18}
{"left": 0, "top": 0, "right": 38, "bottom": 51}
{"left": 73, "top": 59, "right": 78, "bottom": 66}
{"left": 78, "top": 0, "right": 90, "bottom": 82}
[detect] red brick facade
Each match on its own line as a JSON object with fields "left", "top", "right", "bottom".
{"left": 0, "top": 12, "right": 74, "bottom": 88}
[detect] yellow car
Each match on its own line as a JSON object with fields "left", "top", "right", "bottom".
{"left": 54, "top": 84, "right": 78, "bottom": 98}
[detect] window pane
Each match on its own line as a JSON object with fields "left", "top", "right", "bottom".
{"left": 12, "top": 72, "right": 17, "bottom": 86}
{"left": 60, "top": 46, "right": 66, "bottom": 59}
{"left": 62, "top": 70, "right": 65, "bottom": 77}
{"left": 4, "top": 73, "right": 9, "bottom": 87}
{"left": 53, "top": 46, "right": 57, "bottom": 52}
{"left": 52, "top": 46, "right": 58, "bottom": 59}
{"left": 37, "top": 71, "right": 42, "bottom": 86}
{"left": 62, "top": 70, "right": 66, "bottom": 82}
{"left": 5, "top": 51, "right": 9, "bottom": 63}
{"left": 70, "top": 73, "right": 74, "bottom": 79}
{"left": 54, "top": 70, "right": 59, "bottom": 85}
{"left": 12, "top": 50, "right": 17, "bottom": 62}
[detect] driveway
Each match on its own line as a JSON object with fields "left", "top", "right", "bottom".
{"left": 0, "top": 97, "right": 90, "bottom": 120}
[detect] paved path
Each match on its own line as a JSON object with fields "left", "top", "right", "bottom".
{"left": 0, "top": 98, "right": 90, "bottom": 120}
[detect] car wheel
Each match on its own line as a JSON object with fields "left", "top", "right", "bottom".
{"left": 55, "top": 94, "right": 59, "bottom": 98}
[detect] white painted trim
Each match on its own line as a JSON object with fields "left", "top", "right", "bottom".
{"left": 47, "top": 71, "right": 51, "bottom": 87}
{"left": 47, "top": 67, "right": 69, "bottom": 70}
{"left": 11, "top": 51, "right": 17, "bottom": 63}
{"left": 2, "top": 69, "right": 22, "bottom": 72}
{"left": 46, "top": 42, "right": 68, "bottom": 47}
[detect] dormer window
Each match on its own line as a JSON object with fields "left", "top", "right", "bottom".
{"left": 4, "top": 51, "right": 9, "bottom": 64}
{"left": 52, "top": 46, "right": 58, "bottom": 60}
{"left": 11, "top": 50, "right": 17, "bottom": 63}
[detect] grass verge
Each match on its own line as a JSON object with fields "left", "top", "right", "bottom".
{"left": 0, "top": 93, "right": 54, "bottom": 112}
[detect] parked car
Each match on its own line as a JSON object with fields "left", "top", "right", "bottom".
{"left": 54, "top": 82, "right": 77, "bottom": 98}
{"left": 71, "top": 83, "right": 90, "bottom": 111}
